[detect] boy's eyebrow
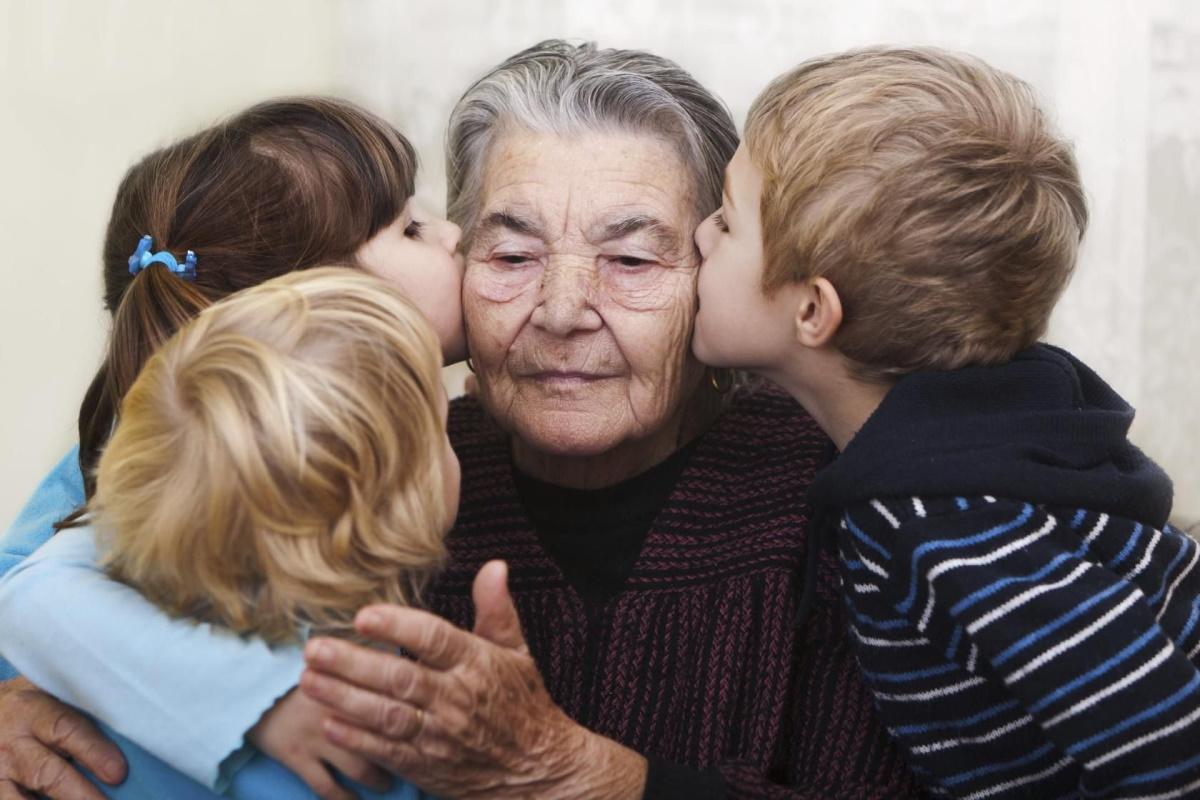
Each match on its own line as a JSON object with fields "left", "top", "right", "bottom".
{"left": 590, "top": 214, "right": 681, "bottom": 254}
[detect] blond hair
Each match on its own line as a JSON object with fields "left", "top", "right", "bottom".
{"left": 745, "top": 47, "right": 1089, "bottom": 381}
{"left": 90, "top": 268, "right": 449, "bottom": 644}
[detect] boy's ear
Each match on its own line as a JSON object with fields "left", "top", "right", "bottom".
{"left": 794, "top": 277, "right": 843, "bottom": 348}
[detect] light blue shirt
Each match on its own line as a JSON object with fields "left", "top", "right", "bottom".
{"left": 0, "top": 450, "right": 427, "bottom": 799}
{"left": 0, "top": 446, "right": 86, "bottom": 679}
{"left": 89, "top": 720, "right": 425, "bottom": 800}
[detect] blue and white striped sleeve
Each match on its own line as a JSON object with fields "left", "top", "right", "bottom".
{"left": 874, "top": 497, "right": 1200, "bottom": 796}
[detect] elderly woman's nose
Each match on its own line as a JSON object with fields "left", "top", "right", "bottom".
{"left": 530, "top": 263, "right": 602, "bottom": 336}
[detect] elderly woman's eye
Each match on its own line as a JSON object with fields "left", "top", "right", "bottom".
{"left": 610, "top": 255, "right": 651, "bottom": 269}
{"left": 495, "top": 254, "right": 533, "bottom": 266}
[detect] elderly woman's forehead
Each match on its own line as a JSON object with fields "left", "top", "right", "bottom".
{"left": 484, "top": 131, "right": 692, "bottom": 197}
{"left": 474, "top": 204, "right": 686, "bottom": 251}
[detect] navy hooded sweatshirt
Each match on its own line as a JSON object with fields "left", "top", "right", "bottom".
{"left": 808, "top": 345, "right": 1200, "bottom": 799}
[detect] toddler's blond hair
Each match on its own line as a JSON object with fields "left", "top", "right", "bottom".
{"left": 90, "top": 268, "right": 449, "bottom": 643}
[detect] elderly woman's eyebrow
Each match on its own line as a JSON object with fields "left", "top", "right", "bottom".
{"left": 592, "top": 215, "right": 681, "bottom": 254}
{"left": 477, "top": 210, "right": 545, "bottom": 241}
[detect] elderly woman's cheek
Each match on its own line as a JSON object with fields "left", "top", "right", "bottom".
{"left": 614, "top": 270, "right": 702, "bottom": 424}
{"left": 467, "top": 260, "right": 543, "bottom": 304}
{"left": 463, "top": 265, "right": 532, "bottom": 391}
{"left": 601, "top": 264, "right": 689, "bottom": 313}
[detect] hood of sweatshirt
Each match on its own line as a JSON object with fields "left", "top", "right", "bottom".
{"left": 807, "top": 344, "right": 1173, "bottom": 529}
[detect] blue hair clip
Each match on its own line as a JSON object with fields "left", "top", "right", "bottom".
{"left": 128, "top": 235, "right": 197, "bottom": 281}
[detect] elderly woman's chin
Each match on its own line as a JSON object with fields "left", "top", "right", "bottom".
{"left": 483, "top": 370, "right": 698, "bottom": 458}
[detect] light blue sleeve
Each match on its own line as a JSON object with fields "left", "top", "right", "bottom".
{"left": 0, "top": 446, "right": 87, "bottom": 679}
{"left": 0, "top": 528, "right": 305, "bottom": 789}
{"left": 86, "top": 720, "right": 429, "bottom": 800}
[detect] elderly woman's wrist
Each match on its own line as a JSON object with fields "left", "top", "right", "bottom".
{"left": 555, "top": 727, "right": 647, "bottom": 800}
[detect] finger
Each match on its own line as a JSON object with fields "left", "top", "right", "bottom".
{"left": 471, "top": 560, "right": 528, "bottom": 652}
{"left": 303, "top": 641, "right": 437, "bottom": 706}
{"left": 353, "top": 605, "right": 473, "bottom": 670}
{"left": 323, "top": 719, "right": 422, "bottom": 776}
{"left": 290, "top": 760, "right": 356, "bottom": 800}
{"left": 300, "top": 671, "right": 428, "bottom": 739}
{"left": 9, "top": 740, "right": 107, "bottom": 800}
{"left": 28, "top": 701, "right": 126, "bottom": 786}
{"left": 0, "top": 781, "right": 36, "bottom": 800}
{"left": 322, "top": 747, "right": 392, "bottom": 794}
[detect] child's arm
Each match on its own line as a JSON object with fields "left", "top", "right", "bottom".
{"left": 249, "top": 688, "right": 394, "bottom": 799}
{"left": 0, "top": 446, "right": 85, "bottom": 678}
{"left": 857, "top": 497, "right": 1200, "bottom": 797}
{"left": 0, "top": 528, "right": 303, "bottom": 790}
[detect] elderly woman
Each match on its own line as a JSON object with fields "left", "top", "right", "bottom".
{"left": 0, "top": 42, "right": 917, "bottom": 799}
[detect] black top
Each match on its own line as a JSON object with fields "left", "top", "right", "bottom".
{"left": 807, "top": 343, "right": 1173, "bottom": 527}
{"left": 512, "top": 439, "right": 699, "bottom": 601}
{"left": 512, "top": 438, "right": 726, "bottom": 799}
{"left": 433, "top": 387, "right": 917, "bottom": 800}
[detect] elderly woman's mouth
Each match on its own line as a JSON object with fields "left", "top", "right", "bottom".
{"left": 521, "top": 370, "right": 622, "bottom": 389}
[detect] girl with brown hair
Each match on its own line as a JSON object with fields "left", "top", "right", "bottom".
{"left": 0, "top": 96, "right": 463, "bottom": 800}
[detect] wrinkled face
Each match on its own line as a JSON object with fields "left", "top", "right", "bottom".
{"left": 694, "top": 143, "right": 797, "bottom": 370}
{"left": 356, "top": 199, "right": 467, "bottom": 363}
{"left": 463, "top": 130, "right": 703, "bottom": 457}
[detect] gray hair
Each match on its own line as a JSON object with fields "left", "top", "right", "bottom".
{"left": 446, "top": 39, "right": 739, "bottom": 242}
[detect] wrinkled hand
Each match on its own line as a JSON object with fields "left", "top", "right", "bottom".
{"left": 300, "top": 561, "right": 646, "bottom": 800}
{"left": 249, "top": 687, "right": 392, "bottom": 800}
{"left": 0, "top": 677, "right": 126, "bottom": 800}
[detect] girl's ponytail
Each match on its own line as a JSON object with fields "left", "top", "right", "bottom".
{"left": 66, "top": 96, "right": 417, "bottom": 510}
{"left": 77, "top": 263, "right": 212, "bottom": 497}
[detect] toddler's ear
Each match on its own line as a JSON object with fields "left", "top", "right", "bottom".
{"left": 793, "top": 277, "right": 843, "bottom": 349}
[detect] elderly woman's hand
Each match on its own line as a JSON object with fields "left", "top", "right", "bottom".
{"left": 299, "top": 561, "right": 647, "bottom": 800}
{"left": 0, "top": 677, "right": 126, "bottom": 800}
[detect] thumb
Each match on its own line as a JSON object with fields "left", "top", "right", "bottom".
{"left": 472, "top": 560, "right": 526, "bottom": 651}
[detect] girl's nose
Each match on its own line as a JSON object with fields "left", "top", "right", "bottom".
{"left": 440, "top": 218, "right": 462, "bottom": 253}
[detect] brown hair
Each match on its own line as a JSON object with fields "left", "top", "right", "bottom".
{"left": 93, "top": 269, "right": 449, "bottom": 643}
{"left": 745, "top": 47, "right": 1088, "bottom": 381}
{"left": 75, "top": 97, "right": 417, "bottom": 500}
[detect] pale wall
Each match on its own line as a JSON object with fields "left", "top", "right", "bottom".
{"left": 0, "top": 0, "right": 339, "bottom": 527}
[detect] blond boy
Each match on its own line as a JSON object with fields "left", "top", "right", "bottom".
{"left": 695, "top": 47, "right": 1200, "bottom": 798}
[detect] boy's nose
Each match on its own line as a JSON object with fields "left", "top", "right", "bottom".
{"left": 694, "top": 215, "right": 715, "bottom": 257}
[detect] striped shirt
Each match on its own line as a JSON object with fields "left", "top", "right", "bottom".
{"left": 839, "top": 494, "right": 1200, "bottom": 798}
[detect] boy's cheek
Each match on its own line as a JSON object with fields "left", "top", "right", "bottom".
{"left": 691, "top": 303, "right": 729, "bottom": 367}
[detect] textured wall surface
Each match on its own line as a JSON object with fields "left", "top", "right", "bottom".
{"left": 340, "top": 0, "right": 1200, "bottom": 527}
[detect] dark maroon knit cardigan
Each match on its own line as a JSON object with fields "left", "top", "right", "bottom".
{"left": 427, "top": 386, "right": 919, "bottom": 799}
